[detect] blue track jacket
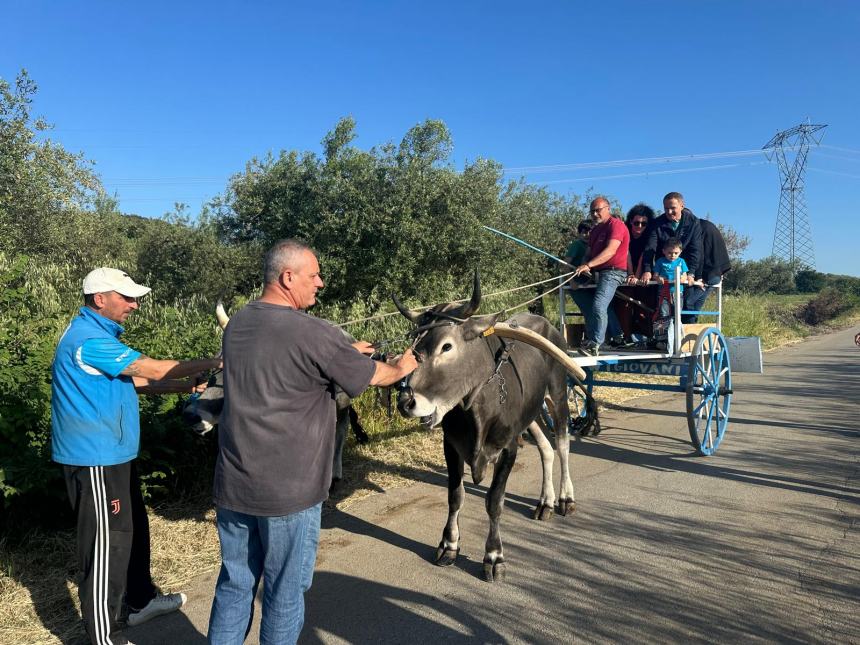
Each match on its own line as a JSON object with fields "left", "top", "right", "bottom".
{"left": 51, "top": 307, "right": 142, "bottom": 466}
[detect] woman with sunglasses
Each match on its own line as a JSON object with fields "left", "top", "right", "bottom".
{"left": 620, "top": 203, "right": 656, "bottom": 346}
{"left": 625, "top": 203, "right": 655, "bottom": 284}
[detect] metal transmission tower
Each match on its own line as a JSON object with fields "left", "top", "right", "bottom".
{"left": 762, "top": 122, "right": 827, "bottom": 269}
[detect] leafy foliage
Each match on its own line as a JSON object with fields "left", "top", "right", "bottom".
{"left": 0, "top": 71, "right": 105, "bottom": 264}
{"left": 722, "top": 256, "right": 797, "bottom": 294}
{"left": 715, "top": 222, "right": 750, "bottom": 265}
{"left": 211, "top": 117, "right": 584, "bottom": 311}
{"left": 0, "top": 255, "right": 64, "bottom": 504}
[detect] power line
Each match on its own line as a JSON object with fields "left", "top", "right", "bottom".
{"left": 808, "top": 167, "right": 860, "bottom": 179}
{"left": 503, "top": 148, "right": 770, "bottom": 174}
{"left": 819, "top": 144, "right": 860, "bottom": 156}
{"left": 529, "top": 160, "right": 769, "bottom": 185}
{"left": 812, "top": 151, "right": 860, "bottom": 164}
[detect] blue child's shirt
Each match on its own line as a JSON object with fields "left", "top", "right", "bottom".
{"left": 654, "top": 256, "right": 689, "bottom": 293}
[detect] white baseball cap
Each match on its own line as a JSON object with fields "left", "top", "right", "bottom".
{"left": 82, "top": 268, "right": 152, "bottom": 298}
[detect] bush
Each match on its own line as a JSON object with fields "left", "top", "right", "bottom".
{"left": 797, "top": 287, "right": 855, "bottom": 325}
{"left": 0, "top": 255, "right": 65, "bottom": 507}
{"left": 723, "top": 257, "right": 797, "bottom": 294}
{"left": 795, "top": 269, "right": 826, "bottom": 293}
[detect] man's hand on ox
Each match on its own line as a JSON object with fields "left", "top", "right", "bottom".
{"left": 370, "top": 348, "right": 418, "bottom": 387}
{"left": 393, "top": 349, "right": 418, "bottom": 375}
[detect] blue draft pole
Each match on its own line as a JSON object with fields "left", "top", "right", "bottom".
{"left": 481, "top": 225, "right": 574, "bottom": 268}
{"left": 481, "top": 225, "right": 576, "bottom": 334}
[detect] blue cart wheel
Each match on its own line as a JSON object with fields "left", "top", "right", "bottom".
{"left": 686, "top": 327, "right": 732, "bottom": 455}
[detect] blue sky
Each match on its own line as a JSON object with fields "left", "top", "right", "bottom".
{"left": 3, "top": 1, "right": 859, "bottom": 276}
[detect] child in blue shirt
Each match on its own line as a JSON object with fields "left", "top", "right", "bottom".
{"left": 654, "top": 237, "right": 689, "bottom": 292}
{"left": 651, "top": 238, "right": 690, "bottom": 352}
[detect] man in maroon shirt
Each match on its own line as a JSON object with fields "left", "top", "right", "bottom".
{"left": 572, "top": 196, "right": 631, "bottom": 356}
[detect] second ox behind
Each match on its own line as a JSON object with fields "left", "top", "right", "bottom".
{"left": 394, "top": 272, "right": 585, "bottom": 582}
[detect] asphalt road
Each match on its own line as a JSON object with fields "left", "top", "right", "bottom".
{"left": 128, "top": 324, "right": 860, "bottom": 644}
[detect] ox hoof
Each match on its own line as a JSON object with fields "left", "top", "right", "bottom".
{"left": 483, "top": 558, "right": 506, "bottom": 582}
{"left": 532, "top": 503, "right": 555, "bottom": 521}
{"left": 557, "top": 498, "right": 576, "bottom": 516}
{"left": 435, "top": 542, "right": 460, "bottom": 567}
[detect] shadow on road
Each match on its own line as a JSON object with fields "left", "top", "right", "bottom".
{"left": 300, "top": 571, "right": 506, "bottom": 643}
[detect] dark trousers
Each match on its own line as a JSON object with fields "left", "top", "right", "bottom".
{"left": 64, "top": 461, "right": 157, "bottom": 645}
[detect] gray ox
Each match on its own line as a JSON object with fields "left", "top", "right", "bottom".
{"left": 181, "top": 305, "right": 369, "bottom": 486}
{"left": 394, "top": 273, "right": 582, "bottom": 582}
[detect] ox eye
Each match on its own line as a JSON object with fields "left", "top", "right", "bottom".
{"left": 441, "top": 343, "right": 453, "bottom": 353}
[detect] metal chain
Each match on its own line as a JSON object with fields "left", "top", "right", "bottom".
{"left": 486, "top": 340, "right": 514, "bottom": 404}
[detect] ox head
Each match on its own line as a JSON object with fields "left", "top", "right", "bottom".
{"left": 182, "top": 371, "right": 224, "bottom": 434}
{"left": 394, "top": 271, "right": 500, "bottom": 428}
{"left": 181, "top": 302, "right": 228, "bottom": 435}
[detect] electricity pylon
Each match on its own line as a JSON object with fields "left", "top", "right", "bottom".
{"left": 762, "top": 122, "right": 826, "bottom": 270}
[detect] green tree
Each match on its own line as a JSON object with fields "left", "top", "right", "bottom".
{"left": 0, "top": 70, "right": 104, "bottom": 262}
{"left": 795, "top": 269, "right": 826, "bottom": 293}
{"left": 212, "top": 117, "right": 583, "bottom": 311}
{"left": 723, "top": 256, "right": 796, "bottom": 294}
{"left": 135, "top": 205, "right": 258, "bottom": 303}
{"left": 716, "top": 223, "right": 750, "bottom": 265}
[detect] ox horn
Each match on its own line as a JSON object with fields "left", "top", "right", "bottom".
{"left": 489, "top": 322, "right": 587, "bottom": 382}
{"left": 455, "top": 268, "right": 482, "bottom": 319}
{"left": 215, "top": 301, "right": 230, "bottom": 330}
{"left": 391, "top": 293, "right": 421, "bottom": 324}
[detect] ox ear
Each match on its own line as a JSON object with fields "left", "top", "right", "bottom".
{"left": 391, "top": 293, "right": 421, "bottom": 324}
{"left": 455, "top": 268, "right": 482, "bottom": 319}
{"left": 462, "top": 313, "right": 501, "bottom": 341}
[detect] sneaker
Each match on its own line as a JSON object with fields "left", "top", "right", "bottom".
{"left": 127, "top": 592, "right": 187, "bottom": 626}
{"left": 608, "top": 335, "right": 636, "bottom": 350}
{"left": 578, "top": 342, "right": 600, "bottom": 357}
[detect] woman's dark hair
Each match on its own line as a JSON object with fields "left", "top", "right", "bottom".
{"left": 625, "top": 203, "right": 655, "bottom": 228}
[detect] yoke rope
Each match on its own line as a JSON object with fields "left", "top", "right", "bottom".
{"left": 337, "top": 271, "right": 576, "bottom": 328}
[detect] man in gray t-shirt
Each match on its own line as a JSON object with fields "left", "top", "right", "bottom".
{"left": 208, "top": 239, "right": 416, "bottom": 645}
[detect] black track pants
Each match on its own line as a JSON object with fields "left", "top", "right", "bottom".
{"left": 65, "top": 463, "right": 135, "bottom": 645}
{"left": 124, "top": 461, "right": 157, "bottom": 610}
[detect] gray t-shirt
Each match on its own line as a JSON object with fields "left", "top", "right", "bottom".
{"left": 213, "top": 302, "right": 375, "bottom": 516}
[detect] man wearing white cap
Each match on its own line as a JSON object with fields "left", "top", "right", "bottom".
{"left": 51, "top": 267, "right": 221, "bottom": 645}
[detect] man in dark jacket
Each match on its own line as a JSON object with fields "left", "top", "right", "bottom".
{"left": 641, "top": 192, "right": 703, "bottom": 287}
{"left": 683, "top": 218, "right": 731, "bottom": 322}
